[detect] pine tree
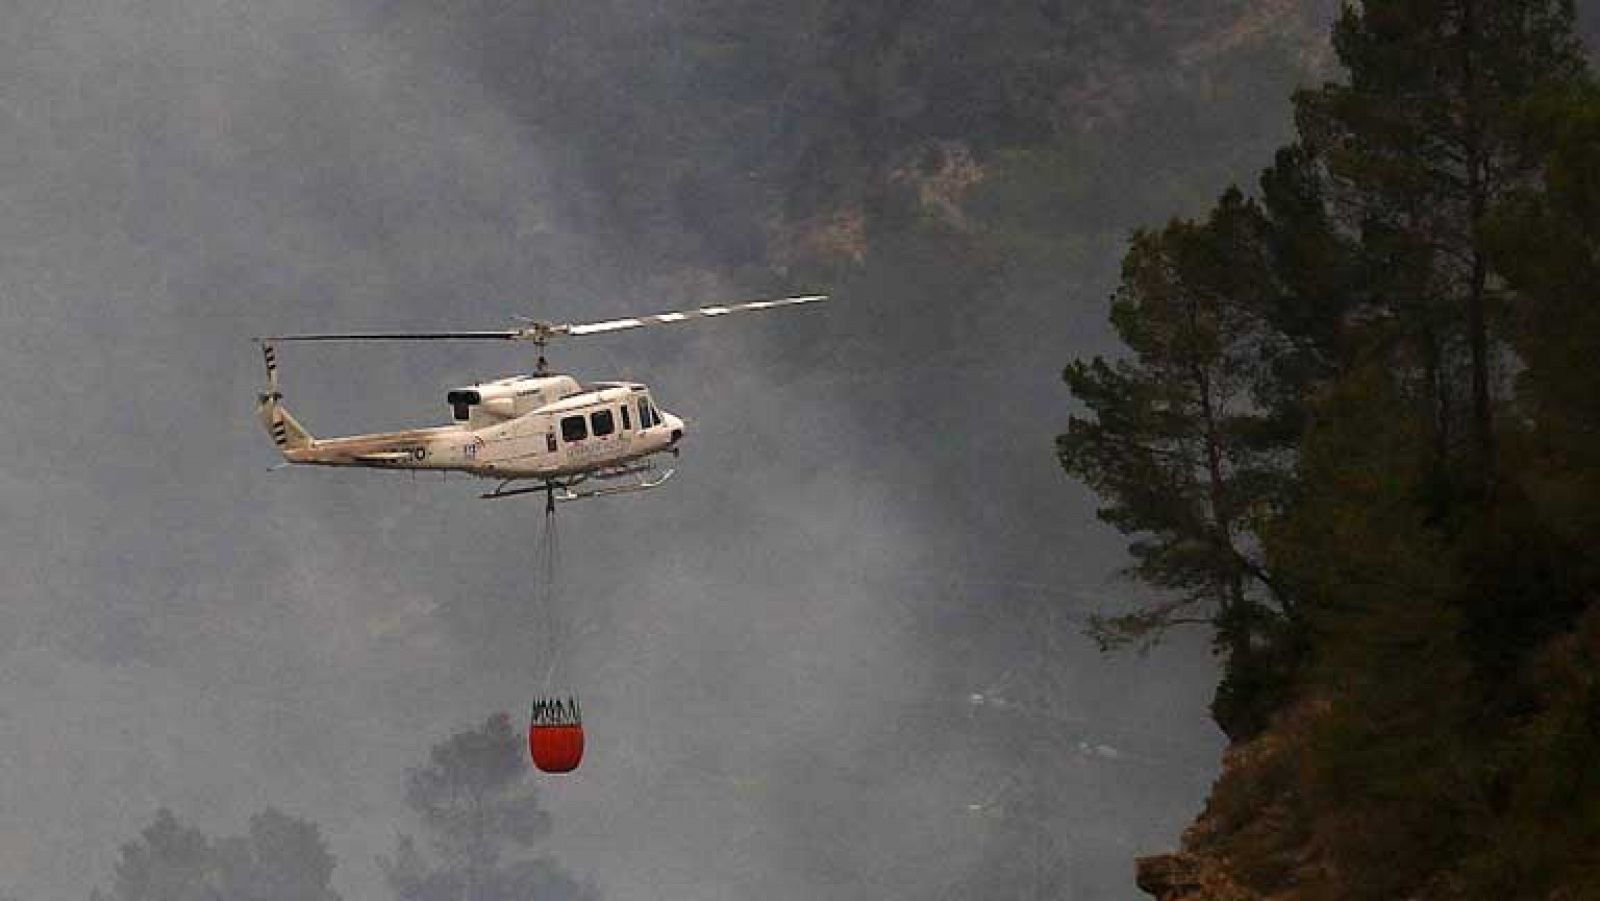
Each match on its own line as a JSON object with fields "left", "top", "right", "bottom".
{"left": 108, "top": 810, "right": 216, "bottom": 901}
{"left": 381, "top": 713, "right": 598, "bottom": 901}
{"left": 1488, "top": 79, "right": 1600, "bottom": 495}
{"left": 1058, "top": 189, "right": 1301, "bottom": 736}
{"left": 99, "top": 808, "right": 340, "bottom": 901}
{"left": 1294, "top": 0, "right": 1587, "bottom": 488}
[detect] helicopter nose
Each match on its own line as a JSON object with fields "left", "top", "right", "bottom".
{"left": 661, "top": 412, "right": 685, "bottom": 444}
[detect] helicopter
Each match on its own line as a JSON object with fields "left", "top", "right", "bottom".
{"left": 256, "top": 294, "right": 828, "bottom": 510}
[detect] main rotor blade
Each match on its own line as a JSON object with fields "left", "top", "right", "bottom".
{"left": 261, "top": 331, "right": 523, "bottom": 342}
{"left": 259, "top": 294, "right": 829, "bottom": 345}
{"left": 560, "top": 294, "right": 829, "bottom": 337}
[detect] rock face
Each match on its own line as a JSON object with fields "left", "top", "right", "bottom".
{"left": 1135, "top": 851, "right": 1264, "bottom": 901}
{"left": 1134, "top": 698, "right": 1333, "bottom": 900}
{"left": 1136, "top": 853, "right": 1202, "bottom": 900}
{"left": 1136, "top": 612, "right": 1600, "bottom": 900}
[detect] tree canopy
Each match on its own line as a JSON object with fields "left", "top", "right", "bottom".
{"left": 1060, "top": 0, "right": 1600, "bottom": 893}
{"left": 94, "top": 808, "right": 339, "bottom": 901}
{"left": 382, "top": 713, "right": 598, "bottom": 901}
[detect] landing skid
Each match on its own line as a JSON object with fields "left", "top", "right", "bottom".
{"left": 480, "top": 466, "right": 675, "bottom": 504}
{"left": 556, "top": 468, "right": 674, "bottom": 502}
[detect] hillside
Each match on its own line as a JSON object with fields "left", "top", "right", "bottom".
{"left": 376, "top": 0, "right": 1337, "bottom": 274}
{"left": 1063, "top": 2, "right": 1600, "bottom": 897}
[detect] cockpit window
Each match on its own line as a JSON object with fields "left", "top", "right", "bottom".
{"left": 638, "top": 398, "right": 656, "bottom": 429}
{"left": 591, "top": 408, "right": 615, "bottom": 437}
{"left": 561, "top": 415, "right": 588, "bottom": 443}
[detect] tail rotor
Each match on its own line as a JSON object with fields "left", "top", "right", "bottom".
{"left": 255, "top": 341, "right": 314, "bottom": 452}
{"left": 258, "top": 340, "right": 281, "bottom": 402}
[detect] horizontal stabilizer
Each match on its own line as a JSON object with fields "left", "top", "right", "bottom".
{"left": 353, "top": 451, "right": 415, "bottom": 463}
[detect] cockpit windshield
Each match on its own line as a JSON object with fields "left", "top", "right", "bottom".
{"left": 637, "top": 396, "right": 663, "bottom": 428}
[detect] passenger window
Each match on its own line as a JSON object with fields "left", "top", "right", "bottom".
{"left": 546, "top": 432, "right": 557, "bottom": 452}
{"left": 620, "top": 405, "right": 632, "bottom": 431}
{"left": 591, "top": 408, "right": 615, "bottom": 437}
{"left": 561, "top": 415, "right": 587, "bottom": 443}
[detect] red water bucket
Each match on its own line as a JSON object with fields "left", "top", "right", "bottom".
{"left": 530, "top": 723, "right": 585, "bottom": 773}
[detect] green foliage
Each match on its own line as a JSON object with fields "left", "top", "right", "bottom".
{"left": 1295, "top": 0, "right": 1589, "bottom": 484}
{"left": 1210, "top": 605, "right": 1302, "bottom": 741}
{"left": 1264, "top": 342, "right": 1600, "bottom": 899}
{"left": 382, "top": 713, "right": 597, "bottom": 901}
{"left": 1442, "top": 80, "right": 1600, "bottom": 897}
{"left": 1489, "top": 81, "right": 1600, "bottom": 489}
{"left": 1059, "top": 188, "right": 1307, "bottom": 736}
{"left": 1058, "top": 2, "right": 1600, "bottom": 894}
{"left": 1458, "top": 606, "right": 1600, "bottom": 898}
{"left": 108, "top": 810, "right": 214, "bottom": 901}
{"left": 1270, "top": 368, "right": 1487, "bottom": 898}
{"left": 382, "top": 0, "right": 1334, "bottom": 287}
{"left": 1056, "top": 138, "right": 1357, "bottom": 729}
{"left": 101, "top": 808, "right": 340, "bottom": 901}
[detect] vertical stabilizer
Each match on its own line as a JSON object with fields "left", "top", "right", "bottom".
{"left": 257, "top": 342, "right": 314, "bottom": 452}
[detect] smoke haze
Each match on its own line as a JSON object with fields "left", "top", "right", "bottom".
{"left": 0, "top": 1, "right": 1342, "bottom": 897}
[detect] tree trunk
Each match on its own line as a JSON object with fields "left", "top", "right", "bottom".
{"left": 1461, "top": 0, "right": 1496, "bottom": 486}
{"left": 1195, "top": 362, "right": 1244, "bottom": 615}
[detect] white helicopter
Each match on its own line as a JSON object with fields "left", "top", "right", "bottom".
{"left": 256, "top": 294, "right": 828, "bottom": 509}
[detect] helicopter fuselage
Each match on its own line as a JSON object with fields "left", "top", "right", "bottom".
{"left": 259, "top": 373, "right": 684, "bottom": 483}
{"left": 255, "top": 292, "right": 826, "bottom": 500}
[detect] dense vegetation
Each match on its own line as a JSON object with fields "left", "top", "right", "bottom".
{"left": 376, "top": 0, "right": 1338, "bottom": 376}
{"left": 382, "top": 714, "right": 598, "bottom": 901}
{"left": 1060, "top": 1, "right": 1600, "bottom": 895}
{"left": 91, "top": 809, "right": 341, "bottom": 901}
{"left": 90, "top": 715, "right": 593, "bottom": 901}
{"left": 387, "top": 0, "right": 1325, "bottom": 260}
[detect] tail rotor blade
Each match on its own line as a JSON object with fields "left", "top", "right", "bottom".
{"left": 260, "top": 341, "right": 280, "bottom": 397}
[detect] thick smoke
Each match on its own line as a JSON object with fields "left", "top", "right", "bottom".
{"left": 0, "top": 1, "right": 1328, "bottom": 898}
